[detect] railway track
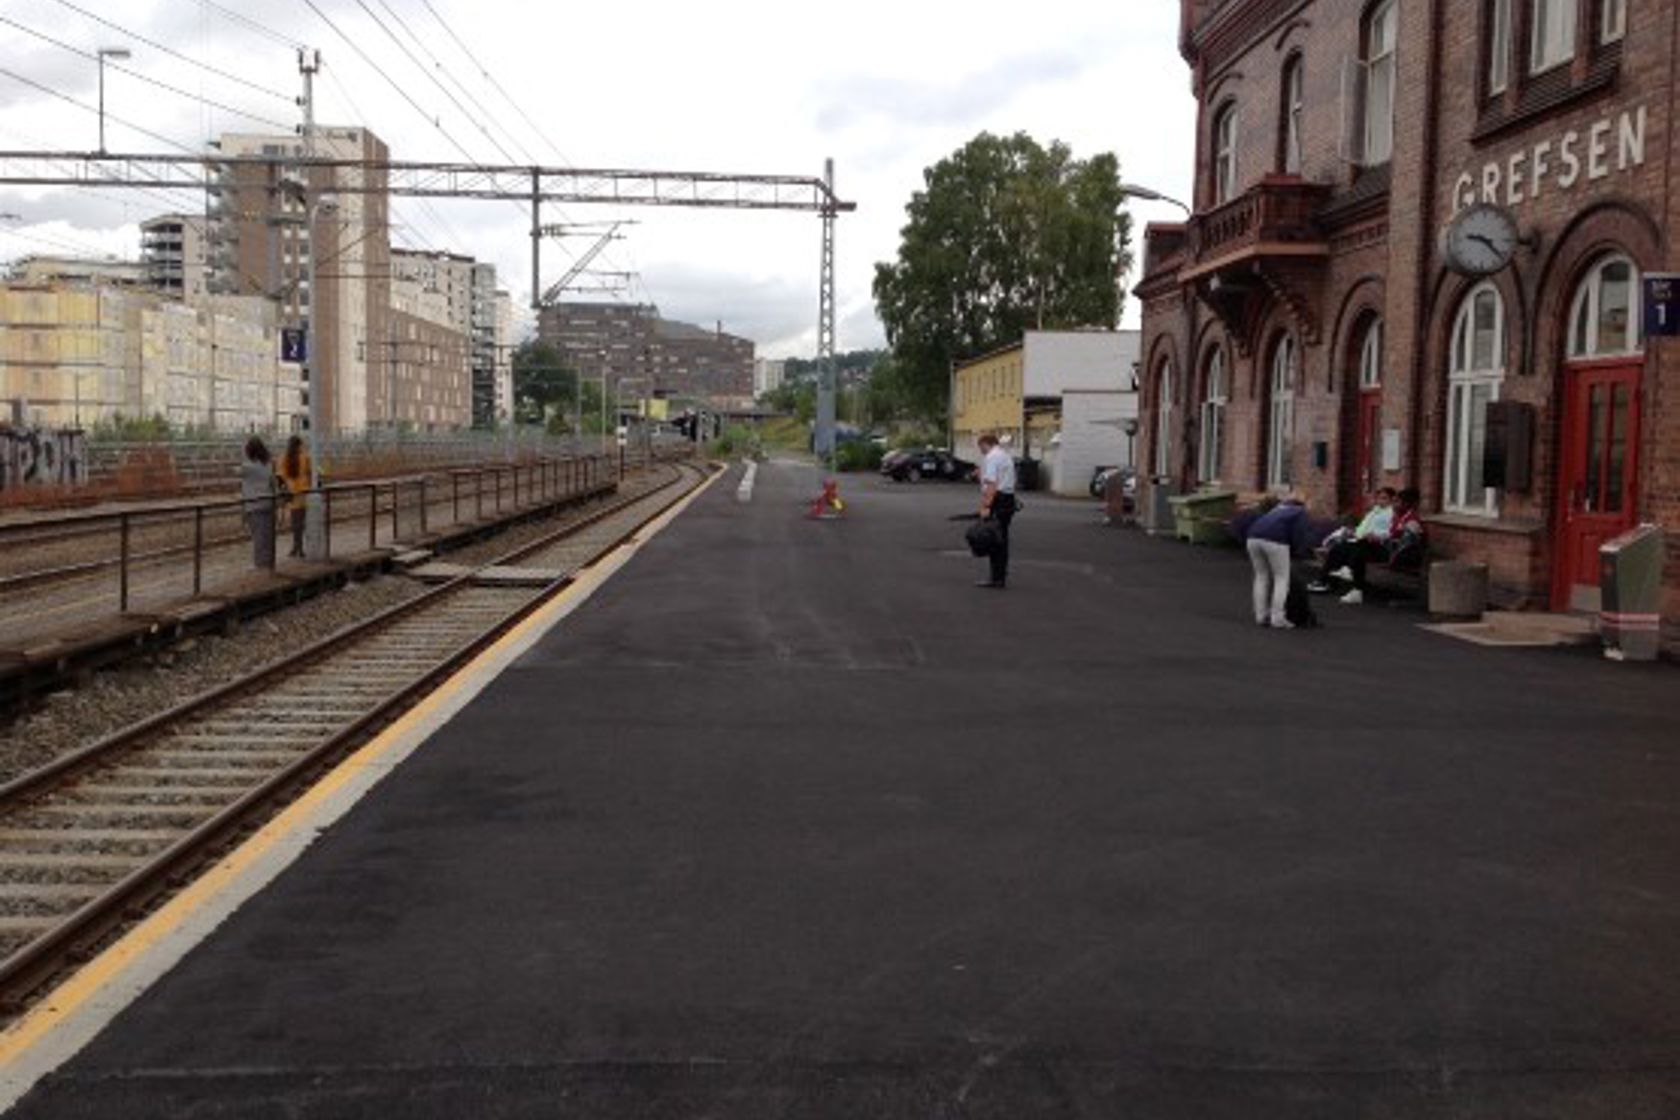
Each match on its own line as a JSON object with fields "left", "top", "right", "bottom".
{"left": 0, "top": 458, "right": 711, "bottom": 1011}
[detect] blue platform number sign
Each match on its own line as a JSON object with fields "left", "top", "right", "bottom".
{"left": 281, "top": 328, "right": 307, "bottom": 363}
{"left": 1643, "top": 274, "right": 1680, "bottom": 338}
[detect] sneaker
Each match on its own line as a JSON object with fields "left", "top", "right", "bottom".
{"left": 1270, "top": 619, "right": 1296, "bottom": 630}
{"left": 1307, "top": 581, "right": 1332, "bottom": 593}
{"left": 1339, "top": 589, "right": 1363, "bottom": 605}
{"left": 1330, "top": 567, "right": 1354, "bottom": 581}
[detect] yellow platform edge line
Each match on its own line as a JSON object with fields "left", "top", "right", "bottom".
{"left": 0, "top": 464, "right": 722, "bottom": 1090}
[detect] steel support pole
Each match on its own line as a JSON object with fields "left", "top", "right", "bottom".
{"left": 814, "top": 158, "right": 838, "bottom": 466}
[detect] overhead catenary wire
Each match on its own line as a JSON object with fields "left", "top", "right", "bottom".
{"left": 0, "top": 15, "right": 294, "bottom": 132}
{"left": 350, "top": 0, "right": 522, "bottom": 168}
{"left": 369, "top": 0, "right": 540, "bottom": 167}
{"left": 190, "top": 0, "right": 307, "bottom": 51}
{"left": 44, "top": 0, "right": 296, "bottom": 105}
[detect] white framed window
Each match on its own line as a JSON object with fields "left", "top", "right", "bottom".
{"left": 1267, "top": 334, "right": 1298, "bottom": 490}
{"left": 1364, "top": 0, "right": 1398, "bottom": 166}
{"left": 1154, "top": 360, "right": 1175, "bottom": 480}
{"left": 1282, "top": 57, "right": 1304, "bottom": 174}
{"left": 1199, "top": 348, "right": 1227, "bottom": 483}
{"left": 1530, "top": 0, "right": 1577, "bottom": 74}
{"left": 1445, "top": 283, "right": 1505, "bottom": 515}
{"left": 1601, "top": 0, "right": 1626, "bottom": 43}
{"left": 1569, "top": 254, "right": 1642, "bottom": 357}
{"left": 1489, "top": 0, "right": 1512, "bottom": 94}
{"left": 1214, "top": 104, "right": 1239, "bottom": 205}
{"left": 1359, "top": 317, "right": 1384, "bottom": 388}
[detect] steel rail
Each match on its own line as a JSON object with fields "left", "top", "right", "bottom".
{"left": 0, "top": 457, "right": 709, "bottom": 1009}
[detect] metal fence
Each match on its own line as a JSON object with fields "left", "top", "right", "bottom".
{"left": 0, "top": 454, "right": 624, "bottom": 633}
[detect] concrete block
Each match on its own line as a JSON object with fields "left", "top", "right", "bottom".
{"left": 1428, "top": 561, "right": 1489, "bottom": 620}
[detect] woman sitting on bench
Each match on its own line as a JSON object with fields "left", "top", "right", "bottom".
{"left": 1311, "top": 487, "right": 1422, "bottom": 604}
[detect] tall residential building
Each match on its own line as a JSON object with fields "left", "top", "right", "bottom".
{"left": 386, "top": 250, "right": 473, "bottom": 430}
{"left": 140, "top": 214, "right": 209, "bottom": 299}
{"left": 537, "top": 301, "right": 754, "bottom": 405}
{"left": 492, "top": 290, "right": 515, "bottom": 424}
{"left": 752, "top": 358, "right": 786, "bottom": 397}
{"left": 470, "top": 262, "right": 499, "bottom": 427}
{"left": 208, "top": 127, "right": 391, "bottom": 433}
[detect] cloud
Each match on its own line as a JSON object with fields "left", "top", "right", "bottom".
{"left": 814, "top": 47, "right": 1099, "bottom": 133}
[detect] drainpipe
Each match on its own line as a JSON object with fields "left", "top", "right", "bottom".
{"left": 1409, "top": 0, "right": 1446, "bottom": 507}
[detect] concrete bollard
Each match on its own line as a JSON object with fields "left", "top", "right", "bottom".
{"left": 1428, "top": 560, "right": 1489, "bottom": 620}
{"left": 736, "top": 460, "right": 758, "bottom": 503}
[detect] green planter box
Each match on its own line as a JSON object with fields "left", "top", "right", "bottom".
{"left": 1167, "top": 490, "right": 1239, "bottom": 545}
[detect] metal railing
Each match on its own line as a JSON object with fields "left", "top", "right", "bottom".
{"left": 0, "top": 453, "right": 639, "bottom": 635}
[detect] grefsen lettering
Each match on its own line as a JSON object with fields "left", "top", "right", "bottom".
{"left": 1452, "top": 106, "right": 1647, "bottom": 214}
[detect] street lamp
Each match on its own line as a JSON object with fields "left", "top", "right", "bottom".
{"left": 96, "top": 48, "right": 131, "bottom": 155}
{"left": 301, "top": 190, "right": 338, "bottom": 559}
{"left": 1119, "top": 183, "right": 1192, "bottom": 216}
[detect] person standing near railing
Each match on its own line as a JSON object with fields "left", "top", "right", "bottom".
{"left": 239, "top": 436, "right": 277, "bottom": 571}
{"left": 276, "top": 435, "right": 312, "bottom": 560}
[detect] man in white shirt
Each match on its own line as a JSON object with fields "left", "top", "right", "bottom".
{"left": 976, "top": 433, "right": 1017, "bottom": 588}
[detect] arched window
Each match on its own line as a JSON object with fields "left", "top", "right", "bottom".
{"left": 1362, "top": 1, "right": 1398, "bottom": 166}
{"left": 1445, "top": 283, "right": 1505, "bottom": 514}
{"left": 1199, "top": 348, "right": 1227, "bottom": 483}
{"left": 1213, "top": 102, "right": 1239, "bottom": 205}
{"left": 1154, "top": 360, "right": 1175, "bottom": 480}
{"left": 1280, "top": 56, "right": 1304, "bottom": 174}
{"left": 1267, "top": 334, "right": 1298, "bottom": 489}
{"left": 1359, "top": 317, "right": 1383, "bottom": 388}
{"left": 1569, "top": 254, "right": 1641, "bottom": 359}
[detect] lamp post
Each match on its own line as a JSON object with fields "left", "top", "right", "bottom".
{"left": 301, "top": 190, "right": 338, "bottom": 559}
{"left": 96, "top": 48, "right": 131, "bottom": 154}
{"left": 1118, "top": 183, "right": 1192, "bottom": 216}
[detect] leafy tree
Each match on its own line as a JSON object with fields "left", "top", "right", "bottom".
{"left": 511, "top": 341, "right": 579, "bottom": 427}
{"left": 873, "top": 132, "right": 1133, "bottom": 419}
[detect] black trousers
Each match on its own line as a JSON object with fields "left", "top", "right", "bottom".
{"left": 1321, "top": 538, "right": 1387, "bottom": 590}
{"left": 988, "top": 494, "right": 1017, "bottom": 584}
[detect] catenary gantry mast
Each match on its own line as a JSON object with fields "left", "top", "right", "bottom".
{"left": 0, "top": 150, "right": 854, "bottom": 455}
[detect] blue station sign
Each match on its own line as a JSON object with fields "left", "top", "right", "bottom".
{"left": 1643, "top": 273, "right": 1680, "bottom": 338}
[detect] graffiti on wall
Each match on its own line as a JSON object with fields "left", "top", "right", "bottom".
{"left": 0, "top": 428, "right": 87, "bottom": 491}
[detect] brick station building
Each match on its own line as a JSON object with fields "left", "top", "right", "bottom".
{"left": 1137, "top": 0, "right": 1678, "bottom": 640}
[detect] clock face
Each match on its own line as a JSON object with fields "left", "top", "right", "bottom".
{"left": 1445, "top": 204, "right": 1520, "bottom": 277}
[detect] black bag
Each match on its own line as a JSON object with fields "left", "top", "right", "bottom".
{"left": 965, "top": 518, "right": 1001, "bottom": 557}
{"left": 1285, "top": 581, "right": 1319, "bottom": 629}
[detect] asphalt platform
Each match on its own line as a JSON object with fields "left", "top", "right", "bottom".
{"left": 10, "top": 459, "right": 1678, "bottom": 1118}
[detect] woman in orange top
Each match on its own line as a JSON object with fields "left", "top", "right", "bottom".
{"left": 276, "top": 435, "right": 312, "bottom": 558}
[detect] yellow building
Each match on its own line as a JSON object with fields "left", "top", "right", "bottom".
{"left": 951, "top": 343, "right": 1026, "bottom": 457}
{"left": 2, "top": 282, "right": 299, "bottom": 431}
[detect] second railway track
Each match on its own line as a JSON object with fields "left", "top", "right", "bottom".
{"left": 0, "top": 457, "right": 712, "bottom": 1012}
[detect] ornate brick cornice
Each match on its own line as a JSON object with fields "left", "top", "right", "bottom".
{"left": 1186, "top": 0, "right": 1311, "bottom": 88}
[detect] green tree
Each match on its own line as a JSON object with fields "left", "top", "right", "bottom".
{"left": 873, "top": 131, "right": 1133, "bottom": 419}
{"left": 511, "top": 340, "right": 579, "bottom": 427}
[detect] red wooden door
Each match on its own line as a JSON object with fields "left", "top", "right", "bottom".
{"left": 1354, "top": 390, "right": 1381, "bottom": 508}
{"left": 1553, "top": 361, "right": 1641, "bottom": 611}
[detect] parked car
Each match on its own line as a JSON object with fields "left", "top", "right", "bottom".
{"left": 881, "top": 447, "right": 976, "bottom": 483}
{"left": 1092, "top": 466, "right": 1138, "bottom": 514}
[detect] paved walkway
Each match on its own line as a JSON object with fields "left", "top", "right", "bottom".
{"left": 9, "top": 461, "right": 1677, "bottom": 1118}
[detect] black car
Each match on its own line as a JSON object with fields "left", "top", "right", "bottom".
{"left": 881, "top": 448, "right": 976, "bottom": 483}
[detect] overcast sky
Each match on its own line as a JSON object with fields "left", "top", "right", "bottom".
{"left": 0, "top": 0, "right": 1197, "bottom": 357}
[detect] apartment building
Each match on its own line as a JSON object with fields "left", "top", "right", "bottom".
{"left": 140, "top": 214, "right": 209, "bottom": 299}
{"left": 208, "top": 127, "right": 392, "bottom": 434}
{"left": 537, "top": 301, "right": 755, "bottom": 405}
{"left": 0, "top": 280, "right": 298, "bottom": 431}
{"left": 1138, "top": 0, "right": 1676, "bottom": 631}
